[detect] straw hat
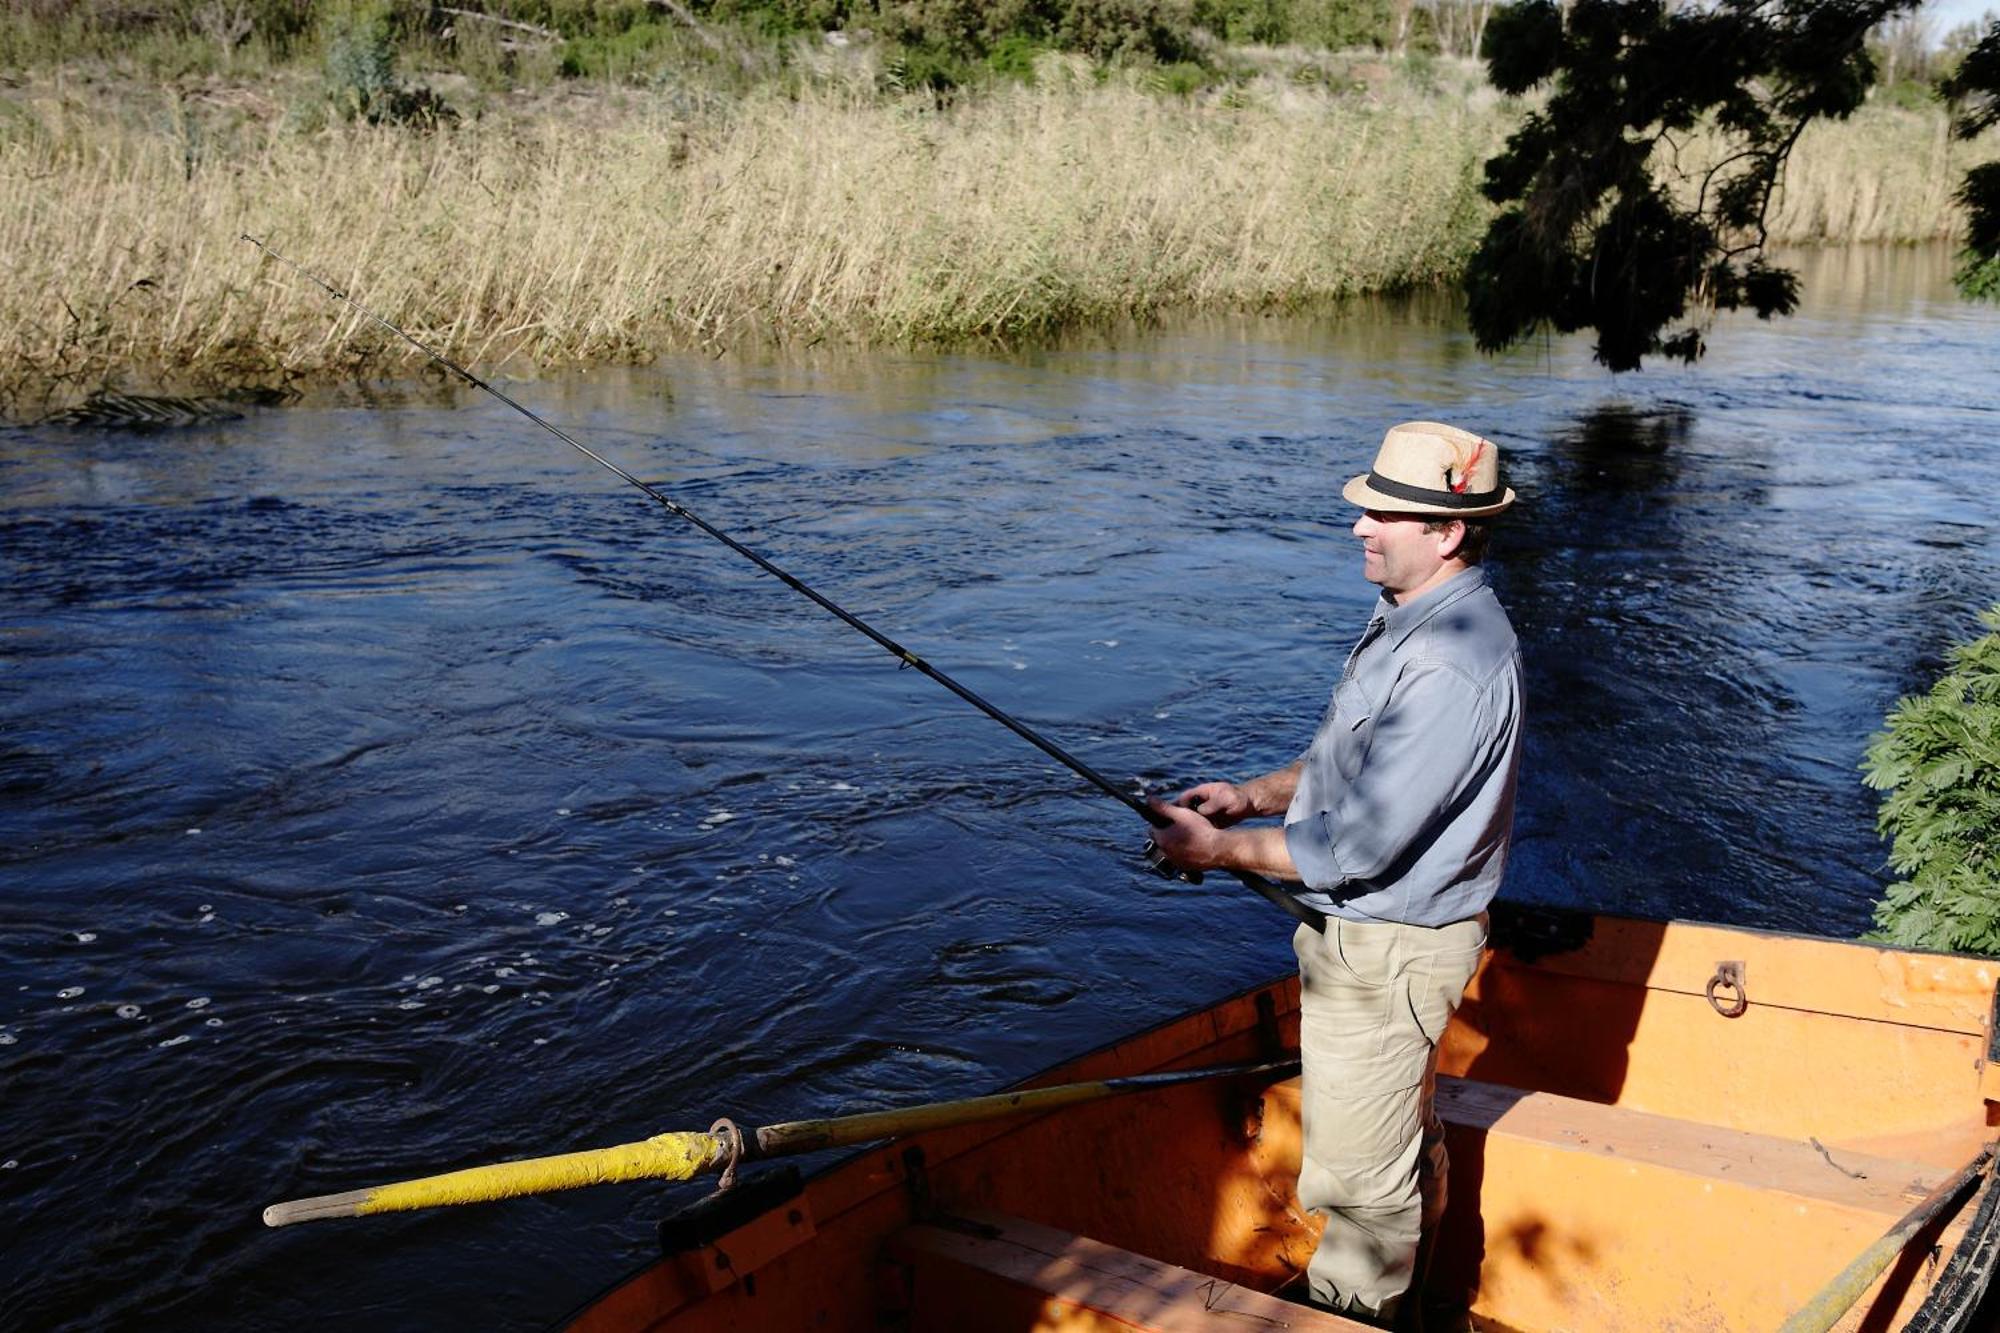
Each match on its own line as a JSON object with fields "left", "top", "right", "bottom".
{"left": 1342, "top": 421, "right": 1515, "bottom": 518}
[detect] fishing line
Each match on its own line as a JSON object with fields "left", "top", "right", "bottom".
{"left": 240, "top": 235, "right": 1323, "bottom": 933}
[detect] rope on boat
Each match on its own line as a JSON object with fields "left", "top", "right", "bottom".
{"left": 264, "top": 1133, "right": 725, "bottom": 1226}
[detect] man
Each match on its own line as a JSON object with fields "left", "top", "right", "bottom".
{"left": 1146, "top": 421, "right": 1523, "bottom": 1325}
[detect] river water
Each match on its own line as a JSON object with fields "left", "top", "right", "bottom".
{"left": 2, "top": 245, "right": 1996, "bottom": 1329}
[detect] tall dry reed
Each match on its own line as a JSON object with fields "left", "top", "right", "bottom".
{"left": 0, "top": 78, "right": 1498, "bottom": 409}
{"left": 0, "top": 76, "right": 1985, "bottom": 412}
{"left": 1768, "top": 104, "right": 1975, "bottom": 245}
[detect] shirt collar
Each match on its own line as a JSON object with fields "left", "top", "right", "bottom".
{"left": 1377, "top": 565, "right": 1489, "bottom": 647}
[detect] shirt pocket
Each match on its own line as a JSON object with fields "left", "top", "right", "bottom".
{"left": 1329, "top": 678, "right": 1378, "bottom": 779}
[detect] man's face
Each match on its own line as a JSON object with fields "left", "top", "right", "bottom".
{"left": 1352, "top": 509, "right": 1458, "bottom": 600}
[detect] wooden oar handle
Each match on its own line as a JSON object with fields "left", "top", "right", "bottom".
{"left": 265, "top": 1188, "right": 376, "bottom": 1228}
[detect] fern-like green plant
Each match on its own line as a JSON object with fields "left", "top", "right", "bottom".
{"left": 1863, "top": 604, "right": 2000, "bottom": 954}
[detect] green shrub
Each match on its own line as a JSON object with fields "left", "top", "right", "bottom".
{"left": 1056, "top": 0, "right": 1199, "bottom": 64}
{"left": 1149, "top": 59, "right": 1208, "bottom": 94}
{"left": 1864, "top": 604, "right": 2000, "bottom": 954}
{"left": 319, "top": 1, "right": 453, "bottom": 125}
{"left": 557, "top": 18, "right": 680, "bottom": 79}
{"left": 881, "top": 40, "right": 970, "bottom": 94}
{"left": 985, "top": 32, "right": 1046, "bottom": 82}
{"left": 1960, "top": 250, "right": 2000, "bottom": 302}
{"left": 1191, "top": 0, "right": 1291, "bottom": 45}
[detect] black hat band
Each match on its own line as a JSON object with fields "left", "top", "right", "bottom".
{"left": 1365, "top": 470, "right": 1505, "bottom": 510}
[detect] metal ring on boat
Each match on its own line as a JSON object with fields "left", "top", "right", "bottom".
{"left": 1706, "top": 961, "right": 1748, "bottom": 1018}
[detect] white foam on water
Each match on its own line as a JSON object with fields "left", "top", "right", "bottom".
{"left": 590, "top": 926, "right": 612, "bottom": 938}
{"left": 116, "top": 1005, "right": 142, "bottom": 1019}
{"left": 1011, "top": 661, "right": 1027, "bottom": 670}
{"left": 535, "top": 911, "right": 568, "bottom": 926}
{"left": 157, "top": 1034, "right": 190, "bottom": 1048}
{"left": 482, "top": 985, "right": 499, "bottom": 994}
{"left": 56, "top": 987, "right": 83, "bottom": 999}
{"left": 0, "top": 1033, "right": 16, "bottom": 1046}
{"left": 1154, "top": 711, "right": 1171, "bottom": 719}
{"left": 185, "top": 828, "right": 200, "bottom": 836}
{"left": 661, "top": 909, "right": 679, "bottom": 917}
{"left": 830, "top": 781, "right": 856, "bottom": 791}
{"left": 415, "top": 977, "right": 442, "bottom": 991}
{"left": 204, "top": 1018, "right": 223, "bottom": 1028}
{"left": 774, "top": 855, "right": 795, "bottom": 867}
{"left": 1, "top": 1160, "right": 15, "bottom": 1169}
{"left": 70, "top": 932, "right": 98, "bottom": 944}
{"left": 197, "top": 913, "right": 215, "bottom": 924}
{"left": 494, "top": 967, "right": 518, "bottom": 978}
{"left": 612, "top": 896, "right": 630, "bottom": 907}
{"left": 185, "top": 997, "right": 210, "bottom": 1010}
{"left": 532, "top": 1037, "right": 548, "bottom": 1045}
{"left": 1091, "top": 639, "right": 1120, "bottom": 648}
{"left": 699, "top": 810, "right": 736, "bottom": 827}
{"left": 397, "top": 1000, "right": 422, "bottom": 1011}
{"left": 557, "top": 807, "right": 572, "bottom": 816}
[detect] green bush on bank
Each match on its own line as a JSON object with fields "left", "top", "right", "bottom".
{"left": 0, "top": 0, "right": 1564, "bottom": 89}
{"left": 1864, "top": 604, "right": 2000, "bottom": 955}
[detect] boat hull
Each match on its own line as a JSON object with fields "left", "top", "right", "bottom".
{"left": 568, "top": 907, "right": 2000, "bottom": 1332}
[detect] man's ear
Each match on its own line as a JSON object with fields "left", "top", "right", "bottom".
{"left": 1434, "top": 520, "right": 1467, "bottom": 561}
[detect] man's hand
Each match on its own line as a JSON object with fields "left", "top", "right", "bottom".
{"left": 1178, "top": 781, "right": 1256, "bottom": 827}
{"left": 1147, "top": 796, "right": 1302, "bottom": 883}
{"left": 1147, "top": 797, "right": 1226, "bottom": 872}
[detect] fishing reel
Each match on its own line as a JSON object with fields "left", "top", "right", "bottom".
{"left": 1141, "top": 838, "right": 1204, "bottom": 885}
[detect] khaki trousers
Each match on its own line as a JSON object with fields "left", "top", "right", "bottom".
{"left": 1293, "top": 913, "right": 1487, "bottom": 1320}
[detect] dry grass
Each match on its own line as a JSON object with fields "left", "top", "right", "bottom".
{"left": 1767, "top": 103, "right": 1986, "bottom": 245}
{"left": 0, "top": 70, "right": 1984, "bottom": 414}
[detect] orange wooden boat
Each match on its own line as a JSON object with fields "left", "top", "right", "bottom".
{"left": 566, "top": 907, "right": 2000, "bottom": 1332}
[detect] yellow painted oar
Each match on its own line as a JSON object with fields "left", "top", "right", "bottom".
{"left": 263, "top": 1057, "right": 1297, "bottom": 1228}
{"left": 1775, "top": 1142, "right": 1994, "bottom": 1333}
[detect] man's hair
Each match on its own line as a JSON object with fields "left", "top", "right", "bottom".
{"left": 1425, "top": 516, "right": 1492, "bottom": 565}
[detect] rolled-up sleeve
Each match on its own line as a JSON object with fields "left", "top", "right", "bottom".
{"left": 1284, "top": 661, "right": 1492, "bottom": 892}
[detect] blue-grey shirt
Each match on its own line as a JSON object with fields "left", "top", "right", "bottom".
{"left": 1283, "top": 566, "right": 1522, "bottom": 926}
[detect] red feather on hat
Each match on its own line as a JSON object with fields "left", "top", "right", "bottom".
{"left": 1449, "top": 439, "right": 1487, "bottom": 495}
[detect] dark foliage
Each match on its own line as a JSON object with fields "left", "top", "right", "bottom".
{"left": 1943, "top": 20, "right": 2000, "bottom": 299}
{"left": 1466, "top": 0, "right": 1919, "bottom": 372}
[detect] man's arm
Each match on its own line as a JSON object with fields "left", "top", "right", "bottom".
{"left": 1177, "top": 759, "right": 1302, "bottom": 826}
{"left": 1147, "top": 802, "right": 1301, "bottom": 880}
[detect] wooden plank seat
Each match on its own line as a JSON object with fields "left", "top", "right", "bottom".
{"left": 1409, "top": 1076, "right": 1967, "bottom": 1331}
{"left": 886, "top": 1207, "right": 1373, "bottom": 1332}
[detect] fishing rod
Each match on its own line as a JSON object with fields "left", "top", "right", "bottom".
{"left": 239, "top": 236, "right": 1324, "bottom": 934}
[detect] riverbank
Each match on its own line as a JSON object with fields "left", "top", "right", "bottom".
{"left": 0, "top": 59, "right": 1988, "bottom": 416}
